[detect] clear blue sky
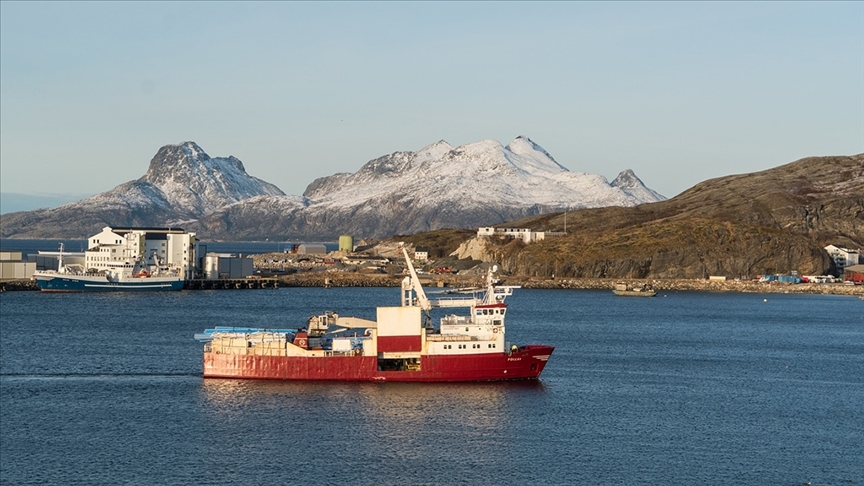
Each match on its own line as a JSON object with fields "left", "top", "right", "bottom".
{"left": 1, "top": 1, "right": 862, "bottom": 213}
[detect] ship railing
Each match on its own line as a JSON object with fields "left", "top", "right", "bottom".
{"left": 440, "top": 315, "right": 472, "bottom": 326}
{"left": 425, "top": 334, "right": 475, "bottom": 342}
{"left": 322, "top": 349, "right": 364, "bottom": 357}
{"left": 433, "top": 297, "right": 477, "bottom": 308}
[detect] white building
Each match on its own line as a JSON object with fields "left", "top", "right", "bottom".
{"left": 85, "top": 227, "right": 198, "bottom": 279}
{"left": 824, "top": 245, "right": 861, "bottom": 270}
{"left": 414, "top": 247, "right": 429, "bottom": 262}
{"left": 477, "top": 227, "right": 546, "bottom": 243}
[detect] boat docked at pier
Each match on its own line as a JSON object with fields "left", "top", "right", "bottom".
{"left": 32, "top": 244, "right": 184, "bottom": 292}
{"left": 612, "top": 282, "right": 657, "bottom": 297}
{"left": 195, "top": 245, "right": 554, "bottom": 382}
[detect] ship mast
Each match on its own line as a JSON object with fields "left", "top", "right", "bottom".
{"left": 57, "top": 243, "right": 66, "bottom": 274}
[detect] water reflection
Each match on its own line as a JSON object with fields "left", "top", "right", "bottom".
{"left": 198, "top": 377, "right": 548, "bottom": 471}
{"left": 199, "top": 378, "right": 546, "bottom": 426}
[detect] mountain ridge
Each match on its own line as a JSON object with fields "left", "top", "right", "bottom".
{"left": 1, "top": 137, "right": 663, "bottom": 239}
{"left": 0, "top": 141, "right": 285, "bottom": 238}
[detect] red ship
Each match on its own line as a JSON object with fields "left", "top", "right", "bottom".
{"left": 196, "top": 245, "right": 554, "bottom": 382}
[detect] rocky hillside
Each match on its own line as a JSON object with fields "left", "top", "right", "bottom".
{"left": 417, "top": 154, "right": 864, "bottom": 279}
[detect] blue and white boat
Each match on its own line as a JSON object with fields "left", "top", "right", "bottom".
{"left": 32, "top": 244, "right": 184, "bottom": 292}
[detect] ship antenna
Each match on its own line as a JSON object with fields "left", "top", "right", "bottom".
{"left": 483, "top": 264, "right": 499, "bottom": 305}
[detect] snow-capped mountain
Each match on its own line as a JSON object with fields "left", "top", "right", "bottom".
{"left": 66, "top": 141, "right": 285, "bottom": 216}
{"left": 137, "top": 142, "right": 285, "bottom": 214}
{"left": 303, "top": 136, "right": 656, "bottom": 210}
{"left": 0, "top": 137, "right": 665, "bottom": 239}
{"left": 194, "top": 136, "right": 665, "bottom": 239}
{"left": 0, "top": 142, "right": 288, "bottom": 238}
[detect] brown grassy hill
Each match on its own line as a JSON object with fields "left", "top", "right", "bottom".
{"left": 424, "top": 154, "right": 864, "bottom": 279}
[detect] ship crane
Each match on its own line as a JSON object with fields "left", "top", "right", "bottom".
{"left": 399, "top": 243, "right": 434, "bottom": 329}
{"left": 399, "top": 243, "right": 431, "bottom": 310}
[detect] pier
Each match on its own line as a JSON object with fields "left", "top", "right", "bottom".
{"left": 1, "top": 275, "right": 860, "bottom": 295}
{"left": 0, "top": 277, "right": 279, "bottom": 292}
{"left": 184, "top": 277, "right": 279, "bottom": 290}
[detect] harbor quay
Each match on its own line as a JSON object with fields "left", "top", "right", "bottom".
{"left": 184, "top": 277, "right": 278, "bottom": 290}
{"left": 0, "top": 277, "right": 278, "bottom": 292}
{"left": 1, "top": 274, "right": 861, "bottom": 295}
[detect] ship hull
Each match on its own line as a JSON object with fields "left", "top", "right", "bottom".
{"left": 34, "top": 274, "right": 184, "bottom": 292}
{"left": 203, "top": 345, "right": 554, "bottom": 382}
{"left": 612, "top": 290, "right": 656, "bottom": 297}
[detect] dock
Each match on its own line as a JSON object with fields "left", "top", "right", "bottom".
{"left": 184, "top": 277, "right": 278, "bottom": 290}
{"left": 0, "top": 277, "right": 279, "bottom": 291}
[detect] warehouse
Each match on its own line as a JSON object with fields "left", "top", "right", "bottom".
{"left": 844, "top": 264, "right": 864, "bottom": 284}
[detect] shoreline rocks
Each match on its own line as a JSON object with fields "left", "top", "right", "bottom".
{"left": 3, "top": 275, "right": 861, "bottom": 296}
{"left": 273, "top": 273, "right": 864, "bottom": 296}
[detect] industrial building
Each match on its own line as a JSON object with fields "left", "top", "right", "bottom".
{"left": 85, "top": 226, "right": 198, "bottom": 279}
{"left": 844, "top": 264, "right": 864, "bottom": 284}
{"left": 203, "top": 253, "right": 254, "bottom": 279}
{"left": 0, "top": 251, "right": 36, "bottom": 280}
{"left": 298, "top": 243, "right": 328, "bottom": 255}
{"left": 338, "top": 235, "right": 354, "bottom": 252}
{"left": 478, "top": 227, "right": 545, "bottom": 243}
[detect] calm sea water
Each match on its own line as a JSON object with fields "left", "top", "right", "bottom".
{"left": 1, "top": 288, "right": 862, "bottom": 485}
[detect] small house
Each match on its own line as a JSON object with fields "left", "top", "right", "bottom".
{"left": 414, "top": 247, "right": 429, "bottom": 262}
